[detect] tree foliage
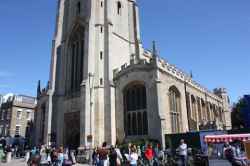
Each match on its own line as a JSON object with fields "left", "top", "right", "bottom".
{"left": 231, "top": 98, "right": 247, "bottom": 129}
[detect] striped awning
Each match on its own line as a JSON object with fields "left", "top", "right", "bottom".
{"left": 204, "top": 134, "right": 250, "bottom": 143}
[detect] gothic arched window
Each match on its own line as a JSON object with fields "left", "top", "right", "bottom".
{"left": 124, "top": 83, "right": 148, "bottom": 136}
{"left": 186, "top": 93, "right": 191, "bottom": 120}
{"left": 213, "top": 104, "right": 216, "bottom": 121}
{"left": 77, "top": 2, "right": 81, "bottom": 15}
{"left": 201, "top": 99, "right": 206, "bottom": 121}
{"left": 67, "top": 26, "right": 85, "bottom": 94}
{"left": 207, "top": 102, "right": 211, "bottom": 121}
{"left": 117, "top": 1, "right": 122, "bottom": 15}
{"left": 219, "top": 107, "right": 225, "bottom": 122}
{"left": 169, "top": 86, "right": 181, "bottom": 133}
{"left": 197, "top": 98, "right": 202, "bottom": 122}
{"left": 137, "top": 112, "right": 142, "bottom": 135}
{"left": 127, "top": 114, "right": 131, "bottom": 135}
{"left": 143, "top": 111, "right": 148, "bottom": 135}
{"left": 191, "top": 95, "right": 197, "bottom": 121}
{"left": 40, "top": 104, "right": 46, "bottom": 144}
{"left": 210, "top": 104, "right": 215, "bottom": 121}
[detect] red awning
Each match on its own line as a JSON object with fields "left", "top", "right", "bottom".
{"left": 204, "top": 134, "right": 250, "bottom": 143}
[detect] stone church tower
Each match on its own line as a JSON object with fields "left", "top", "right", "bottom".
{"left": 49, "top": 0, "right": 143, "bottom": 147}
{"left": 36, "top": 0, "right": 231, "bottom": 148}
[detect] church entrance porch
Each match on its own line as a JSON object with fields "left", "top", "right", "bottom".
{"left": 64, "top": 111, "right": 80, "bottom": 149}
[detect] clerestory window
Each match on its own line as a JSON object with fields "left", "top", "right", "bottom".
{"left": 169, "top": 86, "right": 181, "bottom": 133}
{"left": 77, "top": 2, "right": 81, "bottom": 15}
{"left": 67, "top": 26, "right": 85, "bottom": 94}
{"left": 117, "top": 1, "right": 122, "bottom": 15}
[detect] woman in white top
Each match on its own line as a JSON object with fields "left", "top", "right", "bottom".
{"left": 115, "top": 145, "right": 123, "bottom": 165}
{"left": 40, "top": 146, "right": 49, "bottom": 166}
{"left": 128, "top": 147, "right": 138, "bottom": 166}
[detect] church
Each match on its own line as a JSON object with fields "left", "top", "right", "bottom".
{"left": 35, "top": 0, "right": 231, "bottom": 148}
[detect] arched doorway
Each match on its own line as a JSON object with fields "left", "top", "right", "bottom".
{"left": 64, "top": 112, "right": 80, "bottom": 149}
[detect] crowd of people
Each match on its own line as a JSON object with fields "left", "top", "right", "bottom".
{"left": 23, "top": 142, "right": 169, "bottom": 166}
{"left": 224, "top": 141, "right": 250, "bottom": 166}
{"left": 0, "top": 143, "right": 29, "bottom": 161}
{"left": 26, "top": 145, "right": 77, "bottom": 166}
{"left": 1, "top": 138, "right": 250, "bottom": 166}
{"left": 90, "top": 140, "right": 190, "bottom": 166}
{"left": 0, "top": 139, "right": 190, "bottom": 166}
{"left": 0, "top": 142, "right": 77, "bottom": 166}
{"left": 92, "top": 142, "right": 160, "bottom": 166}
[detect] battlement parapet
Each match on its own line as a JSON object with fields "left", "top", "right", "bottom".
{"left": 155, "top": 57, "right": 223, "bottom": 101}
{"left": 114, "top": 49, "right": 224, "bottom": 101}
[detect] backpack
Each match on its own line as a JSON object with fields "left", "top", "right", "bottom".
{"left": 225, "top": 147, "right": 234, "bottom": 161}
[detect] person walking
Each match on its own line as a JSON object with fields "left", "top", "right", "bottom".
{"left": 97, "top": 142, "right": 109, "bottom": 166}
{"left": 115, "top": 145, "right": 123, "bottom": 166}
{"left": 63, "top": 148, "right": 73, "bottom": 166}
{"left": 0, "top": 144, "right": 5, "bottom": 163}
{"left": 177, "top": 139, "right": 188, "bottom": 166}
{"left": 123, "top": 143, "right": 132, "bottom": 164}
{"left": 92, "top": 147, "right": 99, "bottom": 166}
{"left": 31, "top": 147, "right": 38, "bottom": 156}
{"left": 58, "top": 147, "right": 64, "bottom": 166}
{"left": 40, "top": 145, "right": 49, "bottom": 166}
{"left": 109, "top": 146, "right": 118, "bottom": 166}
{"left": 128, "top": 147, "right": 139, "bottom": 166}
{"left": 145, "top": 144, "right": 154, "bottom": 166}
{"left": 25, "top": 146, "right": 31, "bottom": 163}
{"left": 51, "top": 148, "right": 59, "bottom": 166}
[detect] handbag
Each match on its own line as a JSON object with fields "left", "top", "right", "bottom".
{"left": 116, "top": 158, "right": 121, "bottom": 166}
{"left": 63, "top": 159, "right": 73, "bottom": 166}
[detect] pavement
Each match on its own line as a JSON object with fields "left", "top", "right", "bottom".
{"left": 209, "top": 159, "right": 231, "bottom": 166}
{"left": 1, "top": 158, "right": 232, "bottom": 166}
{"left": 1, "top": 158, "right": 27, "bottom": 166}
{"left": 1, "top": 158, "right": 90, "bottom": 166}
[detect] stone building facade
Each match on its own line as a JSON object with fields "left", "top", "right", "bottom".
{"left": 0, "top": 94, "right": 36, "bottom": 138}
{"left": 34, "top": 81, "right": 50, "bottom": 146}
{"left": 37, "top": 0, "right": 231, "bottom": 148}
{"left": 114, "top": 53, "right": 231, "bottom": 147}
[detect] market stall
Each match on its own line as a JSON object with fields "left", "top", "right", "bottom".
{"left": 205, "top": 134, "right": 250, "bottom": 143}
{"left": 205, "top": 133, "right": 250, "bottom": 165}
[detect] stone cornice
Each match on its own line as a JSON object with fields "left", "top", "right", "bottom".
{"left": 114, "top": 57, "right": 223, "bottom": 102}
{"left": 142, "top": 49, "right": 223, "bottom": 101}
{"left": 113, "top": 61, "right": 154, "bottom": 81}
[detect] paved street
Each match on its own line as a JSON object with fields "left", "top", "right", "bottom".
{"left": 1, "top": 159, "right": 27, "bottom": 166}
{"left": 1, "top": 159, "right": 89, "bottom": 166}
{"left": 209, "top": 159, "right": 231, "bottom": 166}
{"left": 1, "top": 159, "right": 231, "bottom": 166}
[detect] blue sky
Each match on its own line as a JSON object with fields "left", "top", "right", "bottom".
{"left": 0, "top": 0, "right": 249, "bottom": 103}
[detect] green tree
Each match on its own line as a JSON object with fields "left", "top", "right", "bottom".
{"left": 231, "top": 98, "right": 247, "bottom": 129}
